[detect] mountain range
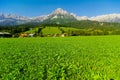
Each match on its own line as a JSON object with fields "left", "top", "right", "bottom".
{"left": 1, "top": 8, "right": 120, "bottom": 26}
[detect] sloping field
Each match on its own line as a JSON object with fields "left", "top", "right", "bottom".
{"left": 0, "top": 36, "right": 120, "bottom": 79}
{"left": 25, "top": 27, "right": 79, "bottom": 35}
{"left": 42, "top": 27, "right": 62, "bottom": 35}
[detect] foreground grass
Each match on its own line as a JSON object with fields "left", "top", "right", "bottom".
{"left": 0, "top": 36, "right": 120, "bottom": 80}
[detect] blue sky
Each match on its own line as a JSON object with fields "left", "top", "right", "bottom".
{"left": 0, "top": 0, "right": 120, "bottom": 17}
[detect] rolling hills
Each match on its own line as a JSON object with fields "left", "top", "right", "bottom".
{"left": 1, "top": 8, "right": 120, "bottom": 37}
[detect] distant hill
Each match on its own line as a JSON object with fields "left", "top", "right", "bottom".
{"left": 1, "top": 8, "right": 120, "bottom": 26}
{"left": 1, "top": 8, "right": 120, "bottom": 36}
{"left": 0, "top": 8, "right": 78, "bottom": 26}
{"left": 1, "top": 20, "right": 120, "bottom": 37}
{"left": 18, "top": 20, "right": 120, "bottom": 36}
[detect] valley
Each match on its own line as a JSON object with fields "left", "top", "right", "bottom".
{"left": 1, "top": 8, "right": 120, "bottom": 37}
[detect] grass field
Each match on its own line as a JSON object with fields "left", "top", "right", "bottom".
{"left": 42, "top": 27, "right": 62, "bottom": 35}
{"left": 0, "top": 36, "right": 120, "bottom": 80}
{"left": 25, "top": 27, "right": 79, "bottom": 35}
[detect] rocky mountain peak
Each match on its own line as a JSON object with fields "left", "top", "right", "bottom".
{"left": 51, "top": 8, "right": 68, "bottom": 15}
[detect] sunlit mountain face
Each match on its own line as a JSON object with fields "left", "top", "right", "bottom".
{"left": 1, "top": 8, "right": 120, "bottom": 26}
{"left": 89, "top": 14, "right": 120, "bottom": 22}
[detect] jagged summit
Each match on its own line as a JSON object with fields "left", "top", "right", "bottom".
{"left": 1, "top": 8, "right": 120, "bottom": 26}
{"left": 41, "top": 8, "right": 77, "bottom": 24}
{"left": 89, "top": 14, "right": 120, "bottom": 22}
{"left": 51, "top": 8, "right": 68, "bottom": 15}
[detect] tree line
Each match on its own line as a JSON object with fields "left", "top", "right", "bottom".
{"left": 0, "top": 20, "right": 120, "bottom": 37}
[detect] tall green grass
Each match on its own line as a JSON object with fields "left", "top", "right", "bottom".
{"left": 0, "top": 36, "right": 120, "bottom": 80}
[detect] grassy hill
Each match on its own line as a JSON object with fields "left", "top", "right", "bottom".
{"left": 24, "top": 26, "right": 80, "bottom": 36}
{"left": 42, "top": 27, "right": 62, "bottom": 35}
{"left": 1, "top": 20, "right": 120, "bottom": 37}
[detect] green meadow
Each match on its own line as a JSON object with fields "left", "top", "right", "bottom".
{"left": 0, "top": 36, "right": 120, "bottom": 80}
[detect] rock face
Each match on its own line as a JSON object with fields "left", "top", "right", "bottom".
{"left": 89, "top": 14, "right": 120, "bottom": 22}
{"left": 33, "top": 8, "right": 77, "bottom": 24}
{"left": 1, "top": 8, "right": 120, "bottom": 26}
{"left": 51, "top": 8, "right": 68, "bottom": 15}
{"left": 41, "top": 8, "right": 78, "bottom": 24}
{"left": 0, "top": 8, "right": 78, "bottom": 26}
{"left": 0, "top": 13, "right": 30, "bottom": 25}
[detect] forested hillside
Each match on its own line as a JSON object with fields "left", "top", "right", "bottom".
{"left": 0, "top": 20, "right": 120, "bottom": 37}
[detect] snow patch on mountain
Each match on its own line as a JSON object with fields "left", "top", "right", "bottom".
{"left": 89, "top": 14, "right": 120, "bottom": 22}
{"left": 1, "top": 8, "right": 120, "bottom": 26}
{"left": 31, "top": 15, "right": 48, "bottom": 22}
{"left": 76, "top": 16, "right": 88, "bottom": 20}
{"left": 51, "top": 8, "right": 68, "bottom": 15}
